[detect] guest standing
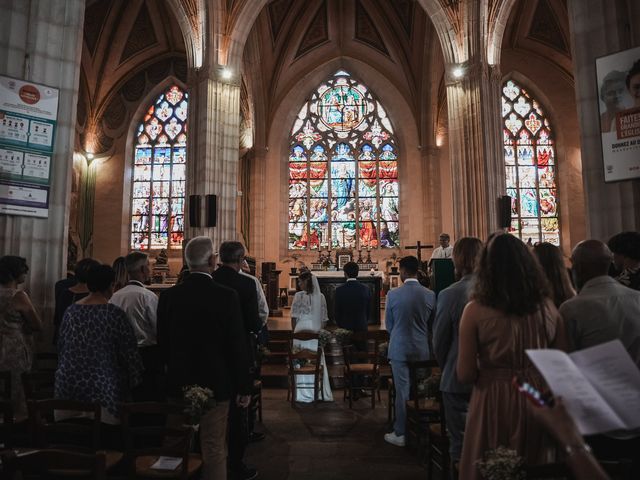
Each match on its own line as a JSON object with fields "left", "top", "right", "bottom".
{"left": 457, "top": 234, "right": 567, "bottom": 479}
{"left": 211, "top": 241, "right": 260, "bottom": 480}
{"left": 112, "top": 256, "right": 128, "bottom": 292}
{"left": 384, "top": 255, "right": 435, "bottom": 447}
{"left": 53, "top": 258, "right": 100, "bottom": 343}
{"left": 533, "top": 242, "right": 576, "bottom": 307}
{"left": 55, "top": 264, "right": 143, "bottom": 444}
{"left": 158, "top": 237, "right": 251, "bottom": 480}
{"left": 608, "top": 231, "right": 640, "bottom": 290}
{"left": 0, "top": 256, "right": 41, "bottom": 417}
{"left": 109, "top": 252, "right": 160, "bottom": 400}
{"left": 432, "top": 237, "right": 482, "bottom": 467}
{"left": 290, "top": 270, "right": 333, "bottom": 402}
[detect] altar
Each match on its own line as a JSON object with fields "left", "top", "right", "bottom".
{"left": 313, "top": 271, "right": 383, "bottom": 326}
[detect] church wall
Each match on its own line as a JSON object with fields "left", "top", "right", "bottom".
{"left": 0, "top": 0, "right": 85, "bottom": 340}
{"left": 567, "top": 0, "right": 640, "bottom": 239}
{"left": 500, "top": 52, "right": 587, "bottom": 254}
{"left": 259, "top": 57, "right": 427, "bottom": 288}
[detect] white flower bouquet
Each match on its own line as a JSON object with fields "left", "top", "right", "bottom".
{"left": 183, "top": 385, "right": 216, "bottom": 425}
{"left": 476, "top": 446, "right": 525, "bottom": 480}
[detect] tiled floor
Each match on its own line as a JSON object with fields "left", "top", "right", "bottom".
{"left": 244, "top": 388, "right": 426, "bottom": 480}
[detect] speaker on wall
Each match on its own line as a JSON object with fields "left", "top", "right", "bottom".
{"left": 188, "top": 195, "right": 201, "bottom": 227}
{"left": 499, "top": 195, "right": 512, "bottom": 228}
{"left": 205, "top": 194, "right": 217, "bottom": 227}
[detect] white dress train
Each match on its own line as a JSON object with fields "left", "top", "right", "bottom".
{"left": 291, "top": 289, "right": 333, "bottom": 402}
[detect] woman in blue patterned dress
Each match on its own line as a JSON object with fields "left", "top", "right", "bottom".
{"left": 0, "top": 256, "right": 41, "bottom": 417}
{"left": 55, "top": 264, "right": 143, "bottom": 440}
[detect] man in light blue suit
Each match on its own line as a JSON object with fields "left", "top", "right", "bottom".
{"left": 384, "top": 255, "right": 436, "bottom": 447}
{"left": 433, "top": 237, "right": 482, "bottom": 465}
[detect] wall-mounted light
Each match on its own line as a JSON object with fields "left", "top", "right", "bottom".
{"left": 86, "top": 152, "right": 94, "bottom": 161}
{"left": 221, "top": 68, "right": 233, "bottom": 81}
{"left": 452, "top": 66, "right": 464, "bottom": 79}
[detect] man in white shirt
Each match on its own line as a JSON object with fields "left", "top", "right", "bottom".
{"left": 240, "top": 259, "right": 269, "bottom": 329}
{"left": 110, "top": 251, "right": 159, "bottom": 399}
{"left": 430, "top": 233, "right": 453, "bottom": 259}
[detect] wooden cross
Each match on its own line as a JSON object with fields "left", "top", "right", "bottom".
{"left": 404, "top": 241, "right": 433, "bottom": 263}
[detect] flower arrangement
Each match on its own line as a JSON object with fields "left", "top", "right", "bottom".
{"left": 476, "top": 446, "right": 525, "bottom": 480}
{"left": 318, "top": 328, "right": 353, "bottom": 348}
{"left": 183, "top": 385, "right": 216, "bottom": 425}
{"left": 417, "top": 373, "right": 442, "bottom": 398}
{"left": 290, "top": 345, "right": 310, "bottom": 369}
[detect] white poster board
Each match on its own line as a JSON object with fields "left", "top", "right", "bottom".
{"left": 596, "top": 46, "right": 640, "bottom": 182}
{"left": 0, "top": 75, "right": 59, "bottom": 217}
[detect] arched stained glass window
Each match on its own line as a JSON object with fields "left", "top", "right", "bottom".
{"left": 502, "top": 80, "right": 559, "bottom": 246}
{"left": 288, "top": 71, "right": 399, "bottom": 250}
{"left": 131, "top": 85, "right": 188, "bottom": 251}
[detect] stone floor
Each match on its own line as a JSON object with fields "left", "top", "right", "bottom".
{"left": 244, "top": 388, "right": 427, "bottom": 480}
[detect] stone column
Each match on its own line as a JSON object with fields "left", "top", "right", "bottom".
{"left": 567, "top": 0, "right": 640, "bottom": 239}
{"left": 0, "top": 0, "right": 85, "bottom": 337}
{"left": 185, "top": 69, "right": 241, "bottom": 250}
{"left": 445, "top": 61, "right": 504, "bottom": 239}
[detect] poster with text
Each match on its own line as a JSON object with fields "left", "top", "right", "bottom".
{"left": 0, "top": 75, "right": 59, "bottom": 217}
{"left": 596, "top": 46, "right": 640, "bottom": 182}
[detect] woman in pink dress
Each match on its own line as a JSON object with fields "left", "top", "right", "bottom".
{"left": 457, "top": 234, "right": 568, "bottom": 479}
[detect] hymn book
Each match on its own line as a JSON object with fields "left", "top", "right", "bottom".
{"left": 150, "top": 456, "right": 183, "bottom": 470}
{"left": 526, "top": 340, "right": 640, "bottom": 436}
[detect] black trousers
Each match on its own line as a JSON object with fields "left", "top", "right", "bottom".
{"left": 227, "top": 395, "right": 249, "bottom": 469}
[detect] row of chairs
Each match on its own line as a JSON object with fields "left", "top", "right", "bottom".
{"left": 260, "top": 330, "right": 391, "bottom": 408}
{"left": 2, "top": 400, "right": 201, "bottom": 479}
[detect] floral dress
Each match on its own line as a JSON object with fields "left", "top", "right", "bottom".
{"left": 0, "top": 287, "right": 33, "bottom": 417}
{"left": 55, "top": 303, "right": 143, "bottom": 423}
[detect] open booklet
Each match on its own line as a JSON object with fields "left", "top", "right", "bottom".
{"left": 526, "top": 339, "right": 640, "bottom": 436}
{"left": 150, "top": 456, "right": 183, "bottom": 470}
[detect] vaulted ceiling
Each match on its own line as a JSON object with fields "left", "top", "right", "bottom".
{"left": 78, "top": 0, "right": 187, "bottom": 154}
{"left": 242, "top": 0, "right": 441, "bottom": 146}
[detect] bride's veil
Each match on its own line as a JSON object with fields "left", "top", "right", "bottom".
{"left": 309, "top": 273, "right": 323, "bottom": 328}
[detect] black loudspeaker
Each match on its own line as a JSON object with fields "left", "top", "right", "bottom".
{"left": 189, "top": 195, "right": 201, "bottom": 227}
{"left": 499, "top": 195, "right": 512, "bottom": 228}
{"left": 205, "top": 194, "right": 217, "bottom": 227}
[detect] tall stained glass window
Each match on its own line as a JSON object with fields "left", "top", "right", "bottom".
{"left": 131, "top": 85, "right": 187, "bottom": 250}
{"left": 288, "top": 71, "right": 399, "bottom": 250}
{"left": 502, "top": 80, "right": 559, "bottom": 245}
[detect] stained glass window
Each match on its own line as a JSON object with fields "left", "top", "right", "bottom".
{"left": 131, "top": 85, "right": 188, "bottom": 250}
{"left": 502, "top": 80, "right": 559, "bottom": 246}
{"left": 288, "top": 71, "right": 399, "bottom": 250}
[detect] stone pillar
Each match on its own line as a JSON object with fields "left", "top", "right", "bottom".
{"left": 445, "top": 61, "right": 504, "bottom": 239}
{"left": 567, "top": 0, "right": 640, "bottom": 239}
{"left": 185, "top": 70, "right": 241, "bottom": 250}
{"left": 0, "top": 0, "right": 85, "bottom": 337}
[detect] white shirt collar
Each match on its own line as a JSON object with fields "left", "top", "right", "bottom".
{"left": 346, "top": 278, "right": 358, "bottom": 282}
{"left": 404, "top": 278, "right": 419, "bottom": 283}
{"left": 127, "top": 280, "right": 146, "bottom": 287}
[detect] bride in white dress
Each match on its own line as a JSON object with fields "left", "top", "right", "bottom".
{"left": 290, "top": 270, "right": 333, "bottom": 402}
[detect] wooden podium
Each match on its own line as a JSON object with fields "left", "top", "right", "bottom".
{"left": 261, "top": 262, "right": 282, "bottom": 317}
{"left": 430, "top": 258, "right": 455, "bottom": 295}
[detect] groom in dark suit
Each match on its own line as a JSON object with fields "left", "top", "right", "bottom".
{"left": 335, "top": 261, "right": 371, "bottom": 335}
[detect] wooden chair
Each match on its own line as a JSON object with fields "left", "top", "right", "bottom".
{"left": 0, "top": 401, "right": 14, "bottom": 449}
{"left": 27, "top": 398, "right": 123, "bottom": 471}
{"left": 21, "top": 370, "right": 55, "bottom": 401}
{"left": 288, "top": 332, "right": 324, "bottom": 405}
{"left": 261, "top": 330, "right": 291, "bottom": 386}
{"left": 426, "top": 391, "right": 450, "bottom": 480}
{"left": 342, "top": 334, "right": 380, "bottom": 409}
{"left": 120, "top": 402, "right": 202, "bottom": 480}
{"left": 524, "top": 459, "right": 633, "bottom": 480}
{"left": 405, "top": 360, "right": 440, "bottom": 461}
{"left": 0, "top": 448, "right": 108, "bottom": 479}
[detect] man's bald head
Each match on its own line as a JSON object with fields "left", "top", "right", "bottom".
{"left": 571, "top": 240, "right": 613, "bottom": 289}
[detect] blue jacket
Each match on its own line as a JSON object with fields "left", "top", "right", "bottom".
{"left": 433, "top": 274, "right": 474, "bottom": 394}
{"left": 335, "top": 279, "right": 371, "bottom": 332}
{"left": 385, "top": 279, "right": 435, "bottom": 361}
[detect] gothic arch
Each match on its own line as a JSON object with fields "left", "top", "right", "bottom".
{"left": 260, "top": 57, "right": 424, "bottom": 261}
{"left": 121, "top": 76, "right": 189, "bottom": 252}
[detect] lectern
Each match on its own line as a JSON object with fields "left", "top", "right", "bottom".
{"left": 430, "top": 258, "right": 455, "bottom": 295}
{"left": 261, "top": 262, "right": 282, "bottom": 317}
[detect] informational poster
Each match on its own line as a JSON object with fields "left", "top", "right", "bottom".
{"left": 596, "top": 46, "right": 640, "bottom": 182}
{"left": 0, "top": 75, "right": 59, "bottom": 217}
